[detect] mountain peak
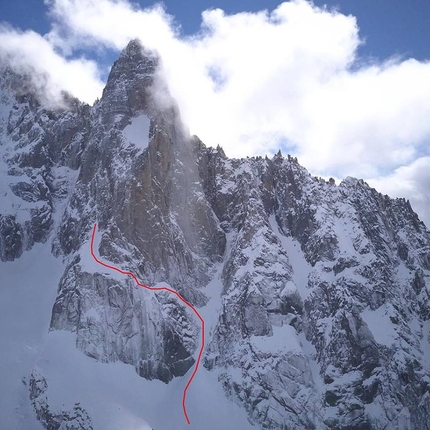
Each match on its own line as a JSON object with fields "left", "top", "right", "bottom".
{"left": 120, "top": 38, "right": 152, "bottom": 59}
{"left": 99, "top": 39, "right": 160, "bottom": 119}
{"left": 109, "top": 38, "right": 158, "bottom": 85}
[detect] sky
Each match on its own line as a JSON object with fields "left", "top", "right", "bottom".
{"left": 0, "top": 0, "right": 429, "bottom": 226}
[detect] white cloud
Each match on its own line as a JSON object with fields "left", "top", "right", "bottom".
{"left": 368, "top": 157, "right": 430, "bottom": 227}
{"left": 45, "top": 0, "right": 177, "bottom": 50}
{"left": 1, "top": 0, "right": 430, "bottom": 226}
{"left": 298, "top": 60, "right": 430, "bottom": 178}
{"left": 43, "top": 0, "right": 359, "bottom": 153}
{"left": 0, "top": 26, "right": 103, "bottom": 106}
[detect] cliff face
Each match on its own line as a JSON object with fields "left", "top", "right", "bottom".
{"left": 199, "top": 150, "right": 430, "bottom": 429}
{"left": 45, "top": 42, "right": 220, "bottom": 388}
{"left": 1, "top": 40, "right": 430, "bottom": 430}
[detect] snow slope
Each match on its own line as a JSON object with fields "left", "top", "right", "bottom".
{"left": 0, "top": 243, "right": 65, "bottom": 429}
{"left": 36, "top": 329, "right": 255, "bottom": 430}
{"left": 0, "top": 234, "right": 254, "bottom": 430}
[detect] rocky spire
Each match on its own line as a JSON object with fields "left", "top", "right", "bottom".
{"left": 99, "top": 39, "right": 159, "bottom": 118}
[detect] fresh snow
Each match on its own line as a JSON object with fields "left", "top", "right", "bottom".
{"left": 331, "top": 214, "right": 356, "bottom": 257}
{"left": 201, "top": 264, "right": 225, "bottom": 340}
{"left": 251, "top": 325, "right": 301, "bottom": 354}
{"left": 123, "top": 115, "right": 151, "bottom": 148}
{"left": 269, "top": 215, "right": 313, "bottom": 299}
{"left": 36, "top": 323, "right": 255, "bottom": 430}
{"left": 361, "top": 304, "right": 397, "bottom": 347}
{"left": 0, "top": 224, "right": 255, "bottom": 429}
{"left": 0, "top": 242, "right": 65, "bottom": 429}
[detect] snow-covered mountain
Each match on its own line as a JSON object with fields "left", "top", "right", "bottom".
{"left": 1, "top": 39, "right": 430, "bottom": 430}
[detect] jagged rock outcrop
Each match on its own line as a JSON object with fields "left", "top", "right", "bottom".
{"left": 0, "top": 66, "right": 90, "bottom": 261}
{"left": 1, "top": 39, "right": 429, "bottom": 430}
{"left": 198, "top": 149, "right": 430, "bottom": 429}
{"left": 29, "top": 367, "right": 93, "bottom": 430}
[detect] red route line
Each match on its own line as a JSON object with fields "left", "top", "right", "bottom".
{"left": 90, "top": 223, "right": 205, "bottom": 425}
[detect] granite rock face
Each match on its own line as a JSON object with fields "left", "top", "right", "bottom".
{"left": 1, "top": 40, "right": 430, "bottom": 429}
{"left": 50, "top": 40, "right": 220, "bottom": 383}
{"left": 199, "top": 150, "right": 430, "bottom": 429}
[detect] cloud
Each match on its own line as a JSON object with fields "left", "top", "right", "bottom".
{"left": 1, "top": 0, "right": 429, "bottom": 225}
{"left": 0, "top": 26, "right": 103, "bottom": 106}
{"left": 297, "top": 60, "right": 430, "bottom": 179}
{"left": 43, "top": 0, "right": 361, "bottom": 156}
{"left": 45, "top": 0, "right": 177, "bottom": 52}
{"left": 368, "top": 157, "right": 430, "bottom": 227}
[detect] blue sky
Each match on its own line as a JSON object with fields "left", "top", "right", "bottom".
{"left": 0, "top": 0, "right": 430, "bottom": 226}
{"left": 2, "top": 0, "right": 430, "bottom": 61}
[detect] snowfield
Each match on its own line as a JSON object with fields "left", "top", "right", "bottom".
{"left": 0, "top": 242, "right": 255, "bottom": 430}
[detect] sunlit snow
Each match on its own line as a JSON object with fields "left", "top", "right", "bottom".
{"left": 123, "top": 115, "right": 151, "bottom": 148}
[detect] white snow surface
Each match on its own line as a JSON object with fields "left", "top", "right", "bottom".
{"left": 122, "top": 114, "right": 151, "bottom": 148}
{"left": 0, "top": 230, "right": 255, "bottom": 429}
{"left": 269, "top": 215, "right": 313, "bottom": 299}
{"left": 0, "top": 243, "right": 65, "bottom": 429}
{"left": 251, "top": 325, "right": 301, "bottom": 354}
{"left": 361, "top": 304, "right": 398, "bottom": 347}
{"left": 36, "top": 328, "right": 255, "bottom": 430}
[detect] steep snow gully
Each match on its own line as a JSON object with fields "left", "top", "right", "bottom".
{"left": 90, "top": 223, "right": 205, "bottom": 425}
